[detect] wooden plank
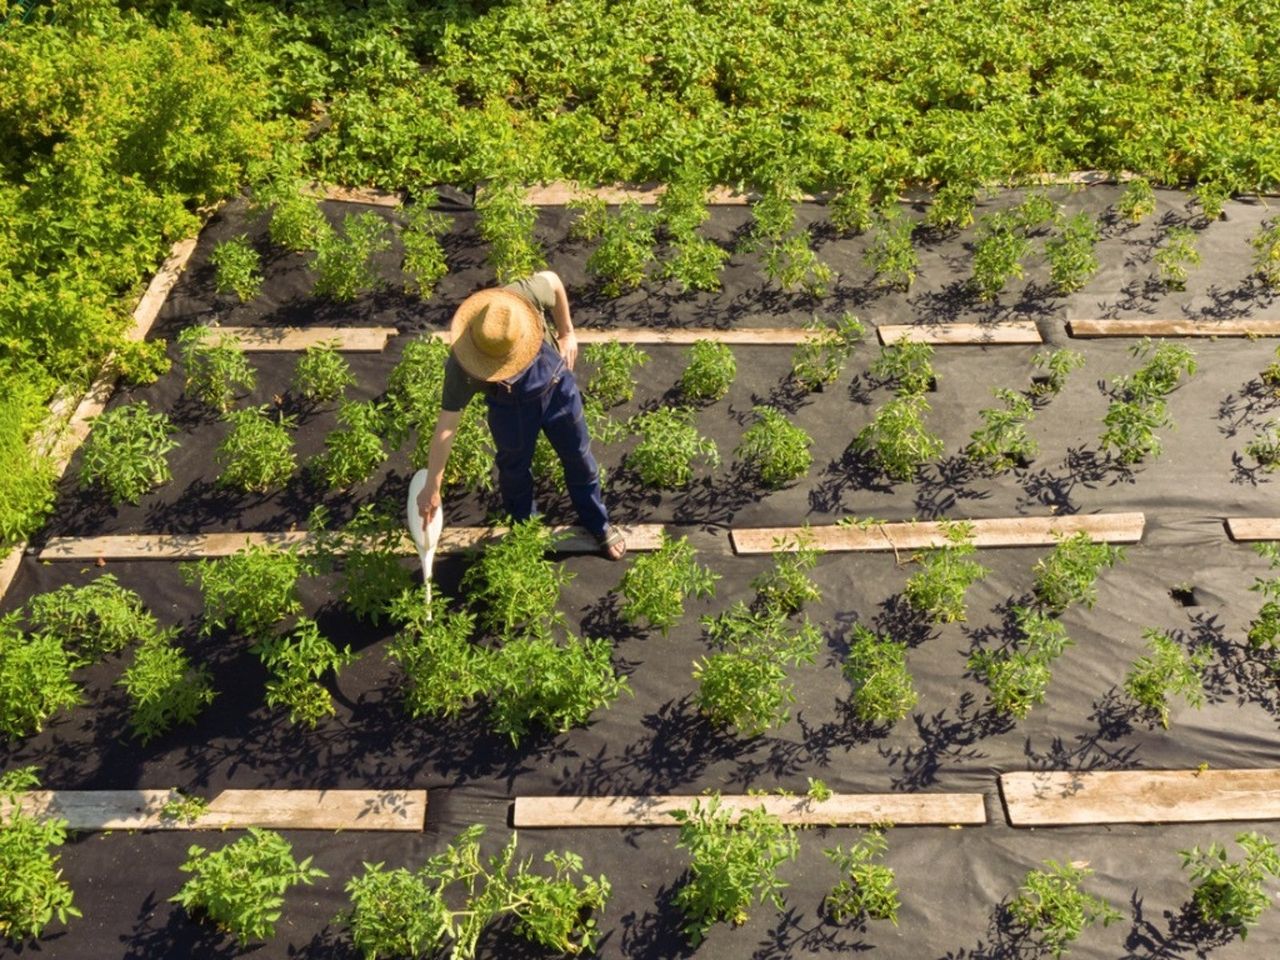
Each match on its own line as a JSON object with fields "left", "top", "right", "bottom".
{"left": 38, "top": 524, "right": 667, "bottom": 561}
{"left": 1069, "top": 319, "right": 1280, "bottom": 338}
{"left": 1001, "top": 770, "right": 1280, "bottom": 826}
{"left": 517, "top": 182, "right": 760, "bottom": 206}
{"left": 514, "top": 793, "right": 987, "bottom": 828}
{"left": 214, "top": 326, "right": 397, "bottom": 351}
{"left": 427, "top": 327, "right": 819, "bottom": 346}
{"left": 1, "top": 789, "right": 427, "bottom": 831}
{"left": 319, "top": 183, "right": 404, "bottom": 207}
{"left": 731, "top": 513, "right": 1145, "bottom": 555}
{"left": 1225, "top": 517, "right": 1280, "bottom": 542}
{"left": 878, "top": 321, "right": 1042, "bottom": 345}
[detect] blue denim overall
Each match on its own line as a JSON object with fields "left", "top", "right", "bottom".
{"left": 484, "top": 341, "right": 609, "bottom": 536}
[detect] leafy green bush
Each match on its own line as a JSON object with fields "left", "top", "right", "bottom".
{"left": 829, "top": 180, "right": 876, "bottom": 234}
{"left": 476, "top": 183, "right": 544, "bottom": 283}
{"left": 965, "top": 388, "right": 1038, "bottom": 474}
{"left": 181, "top": 543, "right": 304, "bottom": 640}
{"left": 1123, "top": 629, "right": 1210, "bottom": 728}
{"left": 864, "top": 206, "right": 917, "bottom": 290}
{"left": 1116, "top": 338, "right": 1197, "bottom": 402}
{"left": 79, "top": 402, "right": 177, "bottom": 505}
{"left": 586, "top": 201, "right": 656, "bottom": 296}
{"left": 400, "top": 196, "right": 451, "bottom": 298}
{"left": 750, "top": 533, "right": 823, "bottom": 616}
{"left": 313, "top": 212, "right": 392, "bottom": 301}
{"left": 25, "top": 574, "right": 159, "bottom": 664}
{"left": 853, "top": 393, "right": 943, "bottom": 481}
{"left": 843, "top": 624, "right": 917, "bottom": 725}
{"left": 1007, "top": 859, "right": 1121, "bottom": 958}
{"left": 216, "top": 406, "right": 296, "bottom": 493}
{"left": 1247, "top": 542, "right": 1280, "bottom": 648}
{"left": 869, "top": 340, "right": 935, "bottom": 396}
{"left": 118, "top": 629, "right": 215, "bottom": 744}
{"left": 171, "top": 828, "right": 326, "bottom": 944}
{"left": 291, "top": 341, "right": 354, "bottom": 403}
{"left": 824, "top": 829, "right": 899, "bottom": 925}
{"left": 1246, "top": 422, "right": 1280, "bottom": 471}
{"left": 627, "top": 407, "right": 719, "bottom": 488}
{"left": 409, "top": 398, "right": 495, "bottom": 493}
{"left": 310, "top": 400, "right": 389, "bottom": 489}
{"left": 460, "top": 519, "right": 572, "bottom": 639}
{"left": 1154, "top": 226, "right": 1201, "bottom": 289}
{"left": 1033, "top": 533, "right": 1125, "bottom": 612}
{"left": 253, "top": 617, "right": 356, "bottom": 728}
{"left": 310, "top": 506, "right": 414, "bottom": 625}
{"left": 736, "top": 406, "right": 813, "bottom": 487}
{"left": 1181, "top": 831, "right": 1280, "bottom": 938}
{"left": 387, "top": 591, "right": 486, "bottom": 720}
{"left": 1045, "top": 212, "right": 1100, "bottom": 294}
{"left": 663, "top": 233, "right": 729, "bottom": 293}
{"left": 177, "top": 326, "right": 256, "bottom": 414}
{"left": 762, "top": 231, "right": 835, "bottom": 298}
{"left": 387, "top": 337, "right": 451, "bottom": 433}
{"left": 971, "top": 211, "right": 1031, "bottom": 300}
{"left": 1117, "top": 179, "right": 1156, "bottom": 222}
{"left": 925, "top": 182, "right": 977, "bottom": 231}
{"left": 617, "top": 532, "right": 719, "bottom": 635}
{"left": 254, "top": 180, "right": 329, "bottom": 252}
{"left": 1251, "top": 220, "right": 1280, "bottom": 288}
{"left": 1100, "top": 397, "right": 1170, "bottom": 464}
{"left": 583, "top": 340, "right": 650, "bottom": 409}
{"left": 680, "top": 340, "right": 737, "bottom": 402}
{"left": 0, "top": 385, "right": 55, "bottom": 549}
{"left": 968, "top": 608, "right": 1072, "bottom": 719}
{"left": 209, "top": 235, "right": 262, "bottom": 302}
{"left": 1030, "top": 348, "right": 1085, "bottom": 397}
{"left": 672, "top": 797, "right": 797, "bottom": 945}
{"left": 0, "top": 767, "right": 80, "bottom": 943}
{"left": 790, "top": 313, "right": 864, "bottom": 391}
{"left": 903, "top": 521, "right": 988, "bottom": 624}
{"left": 0, "top": 614, "right": 81, "bottom": 740}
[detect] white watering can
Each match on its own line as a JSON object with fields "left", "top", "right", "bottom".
{"left": 406, "top": 468, "right": 443, "bottom": 617}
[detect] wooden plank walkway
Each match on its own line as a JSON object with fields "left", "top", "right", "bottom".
{"left": 1225, "top": 518, "right": 1280, "bottom": 542}
{"left": 214, "top": 326, "right": 398, "bottom": 351}
{"left": 731, "top": 513, "right": 1145, "bottom": 555}
{"left": 38, "top": 524, "right": 667, "bottom": 561}
{"left": 514, "top": 793, "right": 987, "bottom": 828}
{"left": 1000, "top": 770, "right": 1280, "bottom": 826}
{"left": 877, "top": 321, "right": 1042, "bottom": 345}
{"left": 427, "top": 327, "right": 820, "bottom": 346}
{"left": 1069, "top": 319, "right": 1280, "bottom": 338}
{"left": 0, "top": 789, "right": 427, "bottom": 831}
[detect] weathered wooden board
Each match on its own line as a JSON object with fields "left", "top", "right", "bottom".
{"left": 877, "top": 321, "right": 1042, "bottom": 345}
{"left": 514, "top": 793, "right": 987, "bottom": 828}
{"left": 1, "top": 789, "right": 427, "bottom": 831}
{"left": 1069, "top": 319, "right": 1280, "bottom": 338}
{"left": 517, "top": 182, "right": 760, "bottom": 206}
{"left": 1225, "top": 517, "right": 1280, "bottom": 542}
{"left": 427, "top": 327, "right": 819, "bottom": 345}
{"left": 1000, "top": 770, "right": 1280, "bottom": 826}
{"left": 731, "top": 513, "right": 1145, "bottom": 554}
{"left": 213, "top": 326, "right": 398, "bottom": 351}
{"left": 320, "top": 183, "right": 404, "bottom": 207}
{"left": 39, "top": 524, "right": 667, "bottom": 561}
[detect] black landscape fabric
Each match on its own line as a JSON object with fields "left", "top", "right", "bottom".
{"left": 2, "top": 187, "right": 1279, "bottom": 959}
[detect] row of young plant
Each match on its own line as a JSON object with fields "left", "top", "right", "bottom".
{"left": 5, "top": 759, "right": 1278, "bottom": 956}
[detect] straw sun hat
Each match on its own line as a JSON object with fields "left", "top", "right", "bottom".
{"left": 449, "top": 288, "right": 544, "bottom": 382}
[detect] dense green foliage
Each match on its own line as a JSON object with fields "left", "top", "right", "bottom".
{"left": 24, "top": 574, "right": 159, "bottom": 663}
{"left": 79, "top": 402, "right": 177, "bottom": 505}
{"left": 0, "top": 614, "right": 81, "bottom": 740}
{"left": 0, "top": 768, "right": 80, "bottom": 943}
{"left": 617, "top": 532, "right": 719, "bottom": 635}
{"left": 1181, "top": 831, "right": 1280, "bottom": 938}
{"left": 118, "top": 629, "right": 215, "bottom": 743}
{"left": 1007, "top": 859, "right": 1122, "bottom": 957}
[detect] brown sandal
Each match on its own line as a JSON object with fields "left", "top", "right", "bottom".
{"left": 597, "top": 526, "right": 627, "bottom": 561}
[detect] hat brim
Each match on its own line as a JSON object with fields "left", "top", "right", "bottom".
{"left": 449, "top": 288, "right": 544, "bottom": 382}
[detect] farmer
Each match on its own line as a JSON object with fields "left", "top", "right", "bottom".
{"left": 416, "top": 271, "right": 626, "bottom": 560}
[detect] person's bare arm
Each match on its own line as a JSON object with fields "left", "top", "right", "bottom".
{"left": 416, "top": 408, "right": 461, "bottom": 525}
{"left": 537, "top": 270, "right": 577, "bottom": 370}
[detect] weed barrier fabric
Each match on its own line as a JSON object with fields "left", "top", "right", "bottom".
{"left": 4, "top": 187, "right": 1280, "bottom": 957}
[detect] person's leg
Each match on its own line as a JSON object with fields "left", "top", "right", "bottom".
{"left": 541, "top": 375, "right": 611, "bottom": 537}
{"left": 486, "top": 398, "right": 539, "bottom": 521}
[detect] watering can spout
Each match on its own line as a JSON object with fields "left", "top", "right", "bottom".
{"left": 406, "top": 469, "right": 443, "bottom": 619}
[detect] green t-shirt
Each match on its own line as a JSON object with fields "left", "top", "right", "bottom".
{"left": 440, "top": 274, "right": 558, "bottom": 412}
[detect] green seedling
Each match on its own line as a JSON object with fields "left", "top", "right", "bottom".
{"left": 0, "top": 614, "right": 81, "bottom": 740}
{"left": 79, "top": 402, "right": 177, "bottom": 505}
{"left": 181, "top": 543, "right": 304, "bottom": 640}
{"left": 255, "top": 178, "right": 328, "bottom": 252}
{"left": 617, "top": 532, "right": 719, "bottom": 635}
{"left": 1260, "top": 346, "right": 1280, "bottom": 396}
{"left": 1247, "top": 542, "right": 1280, "bottom": 648}
{"left": 680, "top": 340, "right": 736, "bottom": 402}
{"left": 118, "top": 629, "right": 215, "bottom": 743}
{"left": 824, "top": 829, "right": 899, "bottom": 925}
{"left": 216, "top": 405, "right": 296, "bottom": 493}
{"left": 968, "top": 608, "right": 1072, "bottom": 719}
{"left": 869, "top": 340, "right": 935, "bottom": 396}
{"left": 460, "top": 518, "right": 572, "bottom": 639}
{"left": 1122, "top": 628, "right": 1211, "bottom": 728}
{"left": 583, "top": 340, "right": 650, "bottom": 409}
{"left": 386, "top": 337, "right": 451, "bottom": 433}
{"left": 924, "top": 182, "right": 977, "bottom": 231}
{"left": 807, "top": 778, "right": 833, "bottom": 802}
{"left": 762, "top": 231, "right": 834, "bottom": 298}
{"left": 171, "top": 828, "right": 326, "bottom": 944}
{"left": 672, "top": 797, "right": 797, "bottom": 945}
{"left": 310, "top": 400, "right": 389, "bottom": 489}
{"left": 1013, "top": 192, "right": 1057, "bottom": 232}
{"left": 627, "top": 407, "right": 719, "bottom": 488}
{"left": 586, "top": 200, "right": 656, "bottom": 296}
{"left": 568, "top": 196, "right": 609, "bottom": 241}
{"left": 965, "top": 387, "right": 1038, "bottom": 474}
{"left": 829, "top": 180, "right": 876, "bottom": 234}
{"left": 209, "top": 234, "right": 262, "bottom": 302}
{"left": 0, "top": 767, "right": 80, "bottom": 942}
{"left": 1116, "top": 338, "right": 1197, "bottom": 402}
{"left": 750, "top": 533, "right": 822, "bottom": 616}
{"left": 1251, "top": 220, "right": 1280, "bottom": 288}
{"left": 971, "top": 211, "right": 1031, "bottom": 300}
{"left": 177, "top": 326, "right": 256, "bottom": 414}
{"left": 412, "top": 399, "right": 495, "bottom": 493}
{"left": 843, "top": 624, "right": 917, "bottom": 725}
{"left": 25, "top": 574, "right": 160, "bottom": 664}
{"left": 310, "top": 505, "right": 413, "bottom": 625}
{"left": 387, "top": 591, "right": 485, "bottom": 720}
{"left": 159, "top": 791, "right": 210, "bottom": 826}
{"left": 476, "top": 182, "right": 544, "bottom": 283}
{"left": 790, "top": 313, "right": 864, "bottom": 391}
{"left": 864, "top": 205, "right": 917, "bottom": 290}
{"left": 400, "top": 196, "right": 450, "bottom": 298}
{"left": 253, "top": 617, "right": 356, "bottom": 728}
{"left": 1007, "top": 859, "right": 1122, "bottom": 958}
{"left": 663, "top": 233, "right": 729, "bottom": 293}
{"left": 854, "top": 393, "right": 944, "bottom": 481}
{"left": 736, "top": 405, "right": 813, "bottom": 487}
{"left": 1100, "top": 397, "right": 1169, "bottom": 464}
{"left": 1032, "top": 532, "right": 1125, "bottom": 612}
{"left": 1181, "top": 831, "right": 1280, "bottom": 938}
{"left": 1245, "top": 422, "right": 1280, "bottom": 471}
{"left": 313, "top": 211, "right": 392, "bottom": 301}
{"left": 291, "top": 340, "right": 354, "bottom": 403}
{"left": 1193, "top": 180, "right": 1231, "bottom": 221}
{"left": 1030, "top": 348, "right": 1085, "bottom": 397}
{"left": 904, "top": 521, "right": 988, "bottom": 624}
{"left": 1045, "top": 212, "right": 1100, "bottom": 294}
{"left": 1117, "top": 178, "right": 1156, "bottom": 222}
{"left": 1154, "top": 226, "right": 1201, "bottom": 290}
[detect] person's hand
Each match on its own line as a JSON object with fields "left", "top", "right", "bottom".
{"left": 417, "top": 487, "right": 441, "bottom": 527}
{"left": 557, "top": 328, "right": 578, "bottom": 370}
